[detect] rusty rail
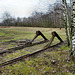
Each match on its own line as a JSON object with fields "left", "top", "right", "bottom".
{"left": 31, "top": 31, "right": 48, "bottom": 43}
{"left": 0, "top": 31, "right": 64, "bottom": 67}
{"left": 0, "top": 31, "right": 48, "bottom": 55}
{"left": 0, "top": 42, "right": 63, "bottom": 67}
{"left": 0, "top": 40, "right": 48, "bottom": 55}
{"left": 44, "top": 31, "right": 63, "bottom": 48}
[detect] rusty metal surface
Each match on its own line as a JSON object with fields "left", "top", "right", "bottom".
{"left": 31, "top": 31, "right": 48, "bottom": 43}
{"left": 43, "top": 31, "right": 63, "bottom": 48}
{"left": 0, "top": 42, "right": 63, "bottom": 67}
{"left": 0, "top": 40, "right": 49, "bottom": 55}
{"left": 0, "top": 31, "right": 48, "bottom": 55}
{"left": 52, "top": 31, "right": 63, "bottom": 42}
{"left": 0, "top": 31, "right": 64, "bottom": 67}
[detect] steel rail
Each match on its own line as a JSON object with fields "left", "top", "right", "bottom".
{"left": 0, "top": 31, "right": 64, "bottom": 67}
{"left": 0, "top": 40, "right": 49, "bottom": 55}
{"left": 0, "top": 31, "right": 48, "bottom": 55}
{"left": 0, "top": 42, "right": 63, "bottom": 67}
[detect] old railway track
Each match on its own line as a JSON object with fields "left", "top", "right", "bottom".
{"left": 0, "top": 42, "right": 63, "bottom": 67}
{"left": 0, "top": 40, "right": 49, "bottom": 55}
{"left": 0, "top": 31, "right": 48, "bottom": 55}
{"left": 0, "top": 31, "right": 64, "bottom": 67}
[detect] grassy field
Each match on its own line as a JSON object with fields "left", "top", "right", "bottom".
{"left": 0, "top": 27, "right": 66, "bottom": 48}
{"left": 0, "top": 27, "right": 75, "bottom": 75}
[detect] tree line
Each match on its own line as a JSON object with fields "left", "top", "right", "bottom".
{"left": 0, "top": 1, "right": 70, "bottom": 28}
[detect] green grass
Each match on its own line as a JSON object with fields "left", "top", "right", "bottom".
{"left": 1, "top": 45, "right": 74, "bottom": 75}
{"left": 0, "top": 27, "right": 66, "bottom": 47}
{"left": 0, "top": 27, "right": 66, "bottom": 50}
{"left": 0, "top": 27, "right": 74, "bottom": 75}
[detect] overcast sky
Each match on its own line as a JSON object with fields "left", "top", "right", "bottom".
{"left": 0, "top": 0, "right": 70, "bottom": 19}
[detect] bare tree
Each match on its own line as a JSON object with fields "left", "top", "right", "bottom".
{"left": 62, "top": 0, "right": 75, "bottom": 59}
{"left": 2, "top": 11, "right": 12, "bottom": 26}
{"left": 62, "top": 0, "right": 70, "bottom": 46}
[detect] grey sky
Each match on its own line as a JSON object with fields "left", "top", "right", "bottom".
{"left": 0, "top": 0, "right": 70, "bottom": 19}
{"left": 0, "top": 0, "right": 56, "bottom": 18}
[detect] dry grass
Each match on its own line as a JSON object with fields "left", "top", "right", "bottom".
{"left": 0, "top": 27, "right": 74, "bottom": 75}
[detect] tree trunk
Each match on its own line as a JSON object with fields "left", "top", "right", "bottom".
{"left": 70, "top": 0, "right": 75, "bottom": 59}
{"left": 62, "top": 0, "right": 75, "bottom": 58}
{"left": 62, "top": 0, "right": 70, "bottom": 46}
